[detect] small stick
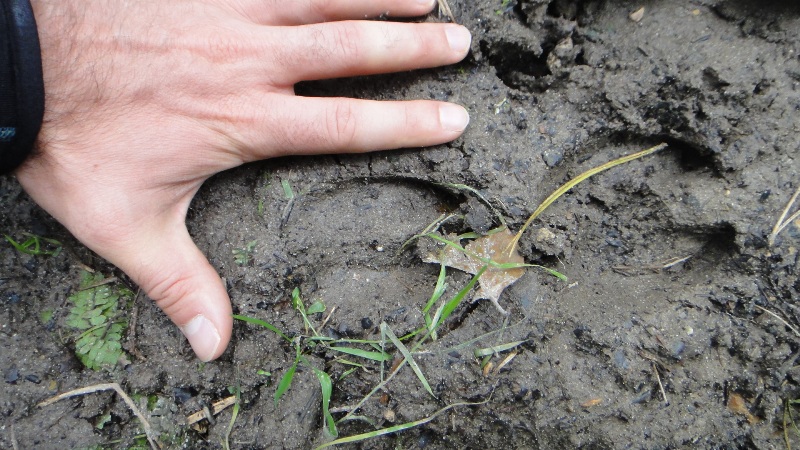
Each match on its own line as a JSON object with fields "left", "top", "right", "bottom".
{"left": 185, "top": 395, "right": 237, "bottom": 426}
{"left": 79, "top": 276, "right": 119, "bottom": 291}
{"left": 437, "top": 0, "right": 455, "bottom": 22}
{"left": 38, "top": 383, "right": 161, "bottom": 450}
{"left": 652, "top": 363, "right": 669, "bottom": 406}
{"left": 754, "top": 305, "right": 800, "bottom": 338}
{"left": 125, "top": 289, "right": 147, "bottom": 361}
{"left": 493, "top": 351, "right": 517, "bottom": 374}
{"left": 319, "top": 305, "right": 337, "bottom": 332}
{"left": 10, "top": 423, "right": 18, "bottom": 450}
{"left": 769, "top": 185, "right": 800, "bottom": 247}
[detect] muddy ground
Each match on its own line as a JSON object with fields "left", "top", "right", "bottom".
{"left": 2, "top": 0, "right": 800, "bottom": 448}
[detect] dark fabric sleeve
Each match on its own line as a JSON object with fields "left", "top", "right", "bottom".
{"left": 0, "top": 0, "right": 44, "bottom": 175}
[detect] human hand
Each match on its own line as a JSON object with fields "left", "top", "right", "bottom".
{"left": 17, "top": 0, "right": 471, "bottom": 361}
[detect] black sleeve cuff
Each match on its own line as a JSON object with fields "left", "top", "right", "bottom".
{"left": 0, "top": 0, "right": 44, "bottom": 175}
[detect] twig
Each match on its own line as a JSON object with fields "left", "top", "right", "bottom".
{"left": 10, "top": 423, "right": 18, "bottom": 450}
{"left": 79, "top": 276, "right": 119, "bottom": 291}
{"left": 437, "top": 0, "right": 455, "bottom": 22}
{"left": 493, "top": 351, "right": 517, "bottom": 374}
{"left": 612, "top": 255, "right": 692, "bottom": 276}
{"left": 319, "top": 306, "right": 337, "bottom": 332}
{"left": 125, "top": 289, "right": 147, "bottom": 361}
{"left": 652, "top": 363, "right": 669, "bottom": 406}
{"left": 769, "top": 185, "right": 800, "bottom": 247}
{"left": 755, "top": 305, "right": 800, "bottom": 339}
{"left": 186, "top": 395, "right": 237, "bottom": 426}
{"left": 38, "top": 383, "right": 161, "bottom": 450}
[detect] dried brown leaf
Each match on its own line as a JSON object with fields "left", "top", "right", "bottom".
{"left": 424, "top": 229, "right": 525, "bottom": 313}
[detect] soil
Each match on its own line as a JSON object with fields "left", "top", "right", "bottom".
{"left": 2, "top": 0, "right": 800, "bottom": 448}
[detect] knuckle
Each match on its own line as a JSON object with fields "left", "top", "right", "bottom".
{"left": 326, "top": 102, "right": 358, "bottom": 148}
{"left": 329, "top": 22, "right": 361, "bottom": 60}
{"left": 147, "top": 273, "right": 194, "bottom": 316}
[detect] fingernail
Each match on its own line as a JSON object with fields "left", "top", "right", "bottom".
{"left": 417, "top": 0, "right": 436, "bottom": 7}
{"left": 439, "top": 104, "right": 470, "bottom": 132}
{"left": 181, "top": 315, "right": 221, "bottom": 362}
{"left": 445, "top": 25, "right": 471, "bottom": 54}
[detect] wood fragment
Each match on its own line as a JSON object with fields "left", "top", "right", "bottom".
{"left": 728, "top": 393, "right": 759, "bottom": 424}
{"left": 652, "top": 363, "right": 669, "bottom": 406}
{"left": 79, "top": 276, "right": 119, "bottom": 291}
{"left": 319, "top": 305, "right": 337, "bottom": 332}
{"left": 38, "top": 383, "right": 162, "bottom": 450}
{"left": 629, "top": 7, "right": 645, "bottom": 22}
{"left": 185, "top": 396, "right": 237, "bottom": 426}
{"left": 612, "top": 255, "right": 692, "bottom": 276}
{"left": 493, "top": 351, "right": 517, "bottom": 374}
{"left": 581, "top": 398, "right": 602, "bottom": 408}
{"left": 482, "top": 361, "right": 494, "bottom": 377}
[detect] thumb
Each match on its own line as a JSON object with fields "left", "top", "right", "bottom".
{"left": 103, "top": 220, "right": 233, "bottom": 362}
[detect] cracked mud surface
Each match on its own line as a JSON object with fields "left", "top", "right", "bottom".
{"left": 2, "top": 0, "right": 800, "bottom": 448}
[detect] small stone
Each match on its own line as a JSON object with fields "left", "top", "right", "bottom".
{"left": 5, "top": 366, "right": 19, "bottom": 384}
{"left": 173, "top": 387, "right": 194, "bottom": 404}
{"left": 25, "top": 374, "right": 41, "bottom": 384}
{"left": 542, "top": 149, "right": 563, "bottom": 167}
{"left": 383, "top": 409, "right": 396, "bottom": 422}
{"left": 360, "top": 318, "right": 374, "bottom": 330}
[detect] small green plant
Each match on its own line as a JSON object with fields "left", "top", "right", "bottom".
{"left": 235, "top": 288, "right": 342, "bottom": 438}
{"left": 232, "top": 240, "right": 257, "bottom": 266}
{"left": 65, "top": 271, "right": 131, "bottom": 370}
{"left": 4, "top": 232, "right": 62, "bottom": 256}
{"left": 495, "top": 0, "right": 513, "bottom": 15}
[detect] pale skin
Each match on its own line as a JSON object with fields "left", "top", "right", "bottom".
{"left": 16, "top": 0, "right": 471, "bottom": 361}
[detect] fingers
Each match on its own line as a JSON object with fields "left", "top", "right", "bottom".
{"left": 96, "top": 218, "right": 233, "bottom": 362}
{"left": 228, "top": 0, "right": 436, "bottom": 26}
{"left": 234, "top": 96, "right": 469, "bottom": 160}
{"left": 265, "top": 22, "right": 471, "bottom": 85}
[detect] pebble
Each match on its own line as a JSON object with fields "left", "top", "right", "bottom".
{"left": 25, "top": 374, "right": 41, "bottom": 384}
{"left": 6, "top": 292, "right": 21, "bottom": 305}
{"left": 360, "top": 317, "right": 373, "bottom": 330}
{"left": 542, "top": 148, "right": 564, "bottom": 167}
{"left": 173, "top": 387, "right": 194, "bottom": 404}
{"left": 5, "top": 366, "right": 19, "bottom": 384}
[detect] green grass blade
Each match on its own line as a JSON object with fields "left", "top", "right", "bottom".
{"left": 222, "top": 386, "right": 241, "bottom": 450}
{"left": 422, "top": 265, "right": 448, "bottom": 314}
{"left": 436, "top": 266, "right": 486, "bottom": 329}
{"left": 314, "top": 400, "right": 489, "bottom": 450}
{"left": 532, "top": 265, "right": 568, "bottom": 281}
{"left": 381, "top": 322, "right": 434, "bottom": 398}
{"left": 309, "top": 365, "right": 338, "bottom": 438}
{"left": 233, "top": 314, "right": 291, "bottom": 343}
{"left": 510, "top": 143, "right": 667, "bottom": 252}
{"left": 473, "top": 340, "right": 526, "bottom": 358}
{"left": 281, "top": 179, "right": 295, "bottom": 199}
{"left": 329, "top": 346, "right": 391, "bottom": 362}
{"left": 274, "top": 360, "right": 298, "bottom": 407}
{"left": 339, "top": 367, "right": 358, "bottom": 380}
